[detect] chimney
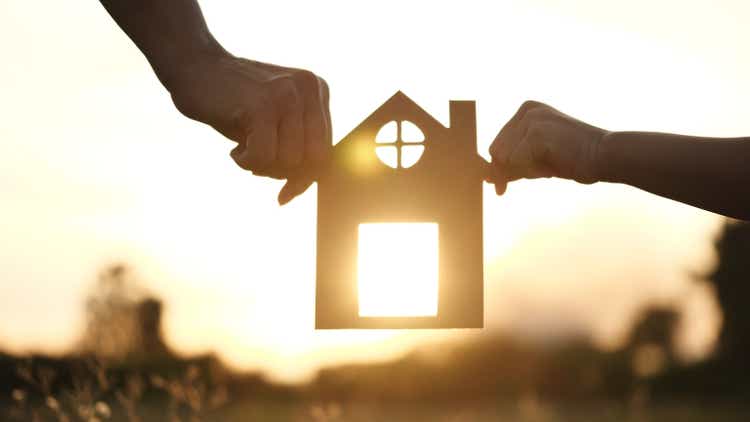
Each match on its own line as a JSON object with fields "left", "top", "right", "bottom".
{"left": 449, "top": 100, "right": 477, "bottom": 151}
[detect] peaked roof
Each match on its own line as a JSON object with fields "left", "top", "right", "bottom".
{"left": 334, "top": 91, "right": 448, "bottom": 149}
{"left": 379, "top": 91, "right": 448, "bottom": 130}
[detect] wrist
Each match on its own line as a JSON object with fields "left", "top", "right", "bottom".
{"left": 149, "top": 34, "right": 231, "bottom": 94}
{"left": 594, "top": 130, "right": 618, "bottom": 183}
{"left": 575, "top": 126, "right": 610, "bottom": 184}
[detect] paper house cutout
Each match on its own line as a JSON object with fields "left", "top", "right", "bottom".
{"left": 316, "top": 91, "right": 485, "bottom": 329}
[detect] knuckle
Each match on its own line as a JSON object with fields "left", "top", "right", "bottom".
{"left": 230, "top": 108, "right": 254, "bottom": 138}
{"left": 523, "top": 108, "right": 546, "bottom": 124}
{"left": 231, "top": 153, "right": 252, "bottom": 171}
{"left": 271, "top": 78, "right": 302, "bottom": 111}
{"left": 292, "top": 69, "right": 319, "bottom": 92}
{"left": 316, "top": 75, "right": 330, "bottom": 97}
{"left": 520, "top": 100, "right": 542, "bottom": 112}
{"left": 517, "top": 100, "right": 545, "bottom": 121}
{"left": 243, "top": 88, "right": 275, "bottom": 117}
{"left": 488, "top": 140, "right": 501, "bottom": 158}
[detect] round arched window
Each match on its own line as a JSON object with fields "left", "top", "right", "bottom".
{"left": 374, "top": 120, "right": 425, "bottom": 168}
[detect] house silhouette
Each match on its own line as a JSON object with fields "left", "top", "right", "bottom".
{"left": 316, "top": 91, "right": 485, "bottom": 329}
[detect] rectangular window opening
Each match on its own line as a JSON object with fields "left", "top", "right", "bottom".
{"left": 357, "top": 223, "right": 438, "bottom": 317}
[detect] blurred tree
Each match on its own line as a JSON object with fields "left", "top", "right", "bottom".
{"left": 707, "top": 221, "right": 750, "bottom": 360}
{"left": 625, "top": 307, "right": 679, "bottom": 378}
{"left": 649, "top": 221, "right": 750, "bottom": 399}
{"left": 79, "top": 264, "right": 168, "bottom": 360}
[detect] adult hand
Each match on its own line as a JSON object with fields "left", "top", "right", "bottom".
{"left": 488, "top": 101, "right": 608, "bottom": 195}
{"left": 167, "top": 53, "right": 331, "bottom": 205}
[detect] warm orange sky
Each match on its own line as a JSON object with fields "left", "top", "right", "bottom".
{"left": 1, "top": 0, "right": 747, "bottom": 382}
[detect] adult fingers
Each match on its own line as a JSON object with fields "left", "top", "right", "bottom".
{"left": 277, "top": 103, "right": 305, "bottom": 171}
{"left": 489, "top": 100, "right": 543, "bottom": 166}
{"left": 296, "top": 71, "right": 331, "bottom": 170}
{"left": 317, "top": 76, "right": 333, "bottom": 166}
{"left": 504, "top": 123, "right": 556, "bottom": 181}
{"left": 230, "top": 111, "right": 281, "bottom": 178}
{"left": 277, "top": 72, "right": 331, "bottom": 205}
{"left": 488, "top": 101, "right": 534, "bottom": 193}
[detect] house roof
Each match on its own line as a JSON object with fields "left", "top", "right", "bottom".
{"left": 333, "top": 91, "right": 448, "bottom": 150}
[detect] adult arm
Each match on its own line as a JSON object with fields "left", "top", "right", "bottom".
{"left": 489, "top": 101, "right": 750, "bottom": 221}
{"left": 100, "top": 0, "right": 331, "bottom": 204}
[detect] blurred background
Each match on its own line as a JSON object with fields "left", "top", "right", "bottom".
{"left": 1, "top": 0, "right": 749, "bottom": 420}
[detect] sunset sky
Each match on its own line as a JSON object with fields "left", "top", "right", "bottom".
{"left": 1, "top": 0, "right": 748, "bottom": 383}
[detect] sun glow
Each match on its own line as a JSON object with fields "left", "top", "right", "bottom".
{"left": 357, "top": 223, "right": 439, "bottom": 317}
